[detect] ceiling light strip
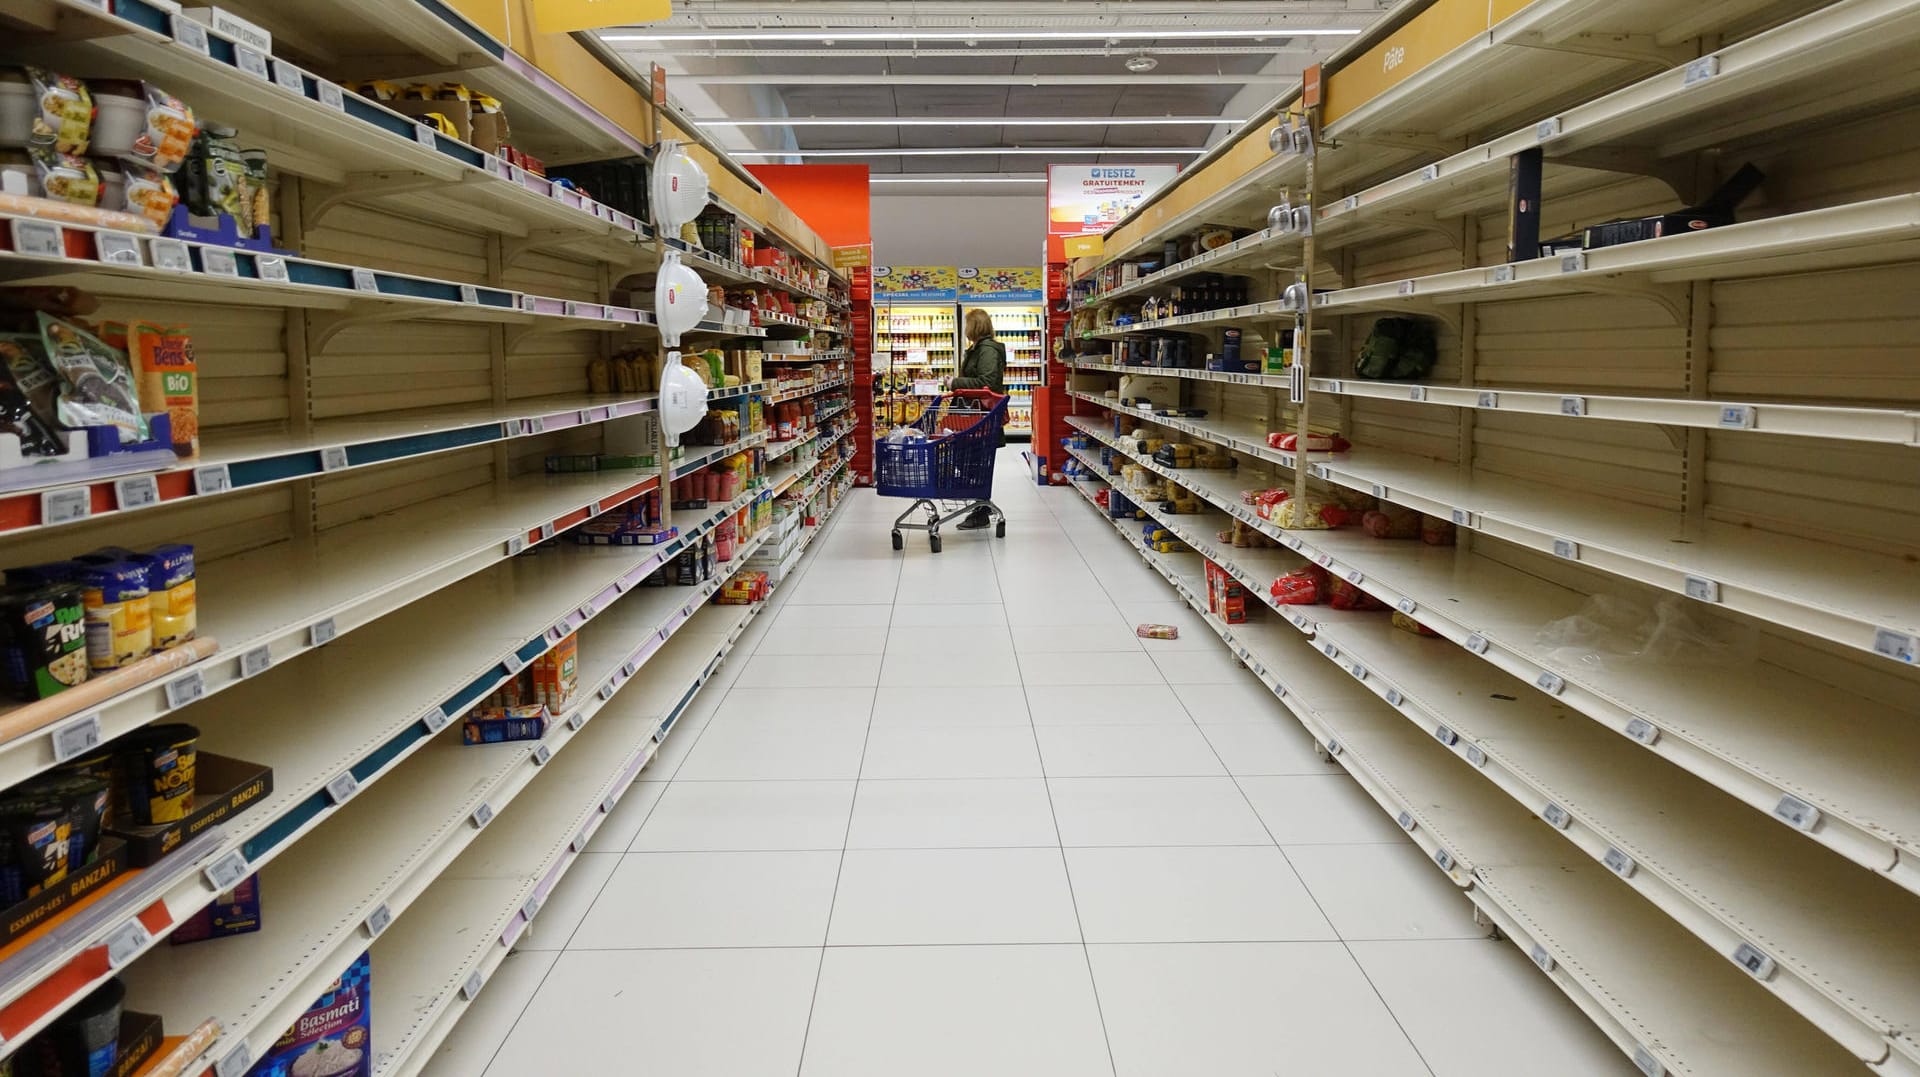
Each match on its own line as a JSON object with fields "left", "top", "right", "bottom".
{"left": 602, "top": 28, "right": 1362, "bottom": 42}
{"left": 733, "top": 147, "right": 1206, "bottom": 158}
{"left": 699, "top": 117, "right": 1240, "bottom": 127}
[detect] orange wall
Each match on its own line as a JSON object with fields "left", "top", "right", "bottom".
{"left": 747, "top": 165, "right": 873, "bottom": 246}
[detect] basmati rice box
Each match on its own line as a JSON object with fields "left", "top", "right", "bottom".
{"left": 248, "top": 951, "right": 370, "bottom": 1077}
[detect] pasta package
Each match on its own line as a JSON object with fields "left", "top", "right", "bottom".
{"left": 131, "top": 322, "right": 197, "bottom": 455}
{"left": 38, "top": 313, "right": 147, "bottom": 440}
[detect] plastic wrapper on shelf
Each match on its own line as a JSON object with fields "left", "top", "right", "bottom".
{"left": 39, "top": 312, "right": 146, "bottom": 440}
{"left": 1536, "top": 592, "right": 1759, "bottom": 672}
{"left": 1392, "top": 611, "right": 1442, "bottom": 637}
{"left": 25, "top": 67, "right": 92, "bottom": 154}
{"left": 1266, "top": 431, "right": 1351, "bottom": 453}
{"left": 1328, "top": 577, "right": 1389, "bottom": 612}
{"left": 1270, "top": 497, "right": 1347, "bottom": 530}
{"left": 1420, "top": 514, "right": 1457, "bottom": 546}
{"left": 1362, "top": 503, "right": 1422, "bottom": 539}
{"left": 1270, "top": 564, "right": 1328, "bottom": 605}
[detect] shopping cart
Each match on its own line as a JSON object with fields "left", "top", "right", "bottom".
{"left": 876, "top": 389, "right": 1008, "bottom": 552}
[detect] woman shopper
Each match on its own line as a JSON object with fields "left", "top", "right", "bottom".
{"left": 951, "top": 308, "right": 1006, "bottom": 530}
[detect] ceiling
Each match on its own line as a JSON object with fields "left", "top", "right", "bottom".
{"left": 598, "top": 1, "right": 1396, "bottom": 181}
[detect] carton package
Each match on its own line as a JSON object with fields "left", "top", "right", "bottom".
{"left": 172, "top": 873, "right": 261, "bottom": 944}
{"left": 247, "top": 952, "right": 370, "bottom": 1077}
{"left": 531, "top": 633, "right": 577, "bottom": 710}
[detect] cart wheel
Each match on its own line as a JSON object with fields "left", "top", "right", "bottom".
{"left": 929, "top": 534, "right": 942, "bottom": 553}
{"left": 995, "top": 521, "right": 1006, "bottom": 538}
{"left": 891, "top": 530, "right": 903, "bottom": 551}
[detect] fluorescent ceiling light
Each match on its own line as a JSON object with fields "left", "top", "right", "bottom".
{"left": 700, "top": 116, "right": 1238, "bottom": 127}
{"left": 734, "top": 147, "right": 1204, "bottom": 157}
{"left": 603, "top": 28, "right": 1360, "bottom": 42}
{"left": 871, "top": 175, "right": 1048, "bottom": 184}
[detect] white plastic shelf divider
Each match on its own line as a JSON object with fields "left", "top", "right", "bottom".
{"left": 1067, "top": 413, "right": 1920, "bottom": 894}
{"left": 1066, "top": 476, "right": 1872, "bottom": 1077}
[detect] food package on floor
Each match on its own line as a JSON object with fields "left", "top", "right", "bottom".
{"left": 1135, "top": 623, "right": 1179, "bottom": 640}
{"left": 531, "top": 632, "right": 577, "bottom": 710}
{"left": 248, "top": 951, "right": 371, "bottom": 1077}
{"left": 1329, "top": 577, "right": 1388, "bottom": 611}
{"left": 463, "top": 703, "right": 550, "bottom": 744}
{"left": 1362, "top": 503, "right": 1421, "bottom": 539}
{"left": 172, "top": 872, "right": 261, "bottom": 944}
{"left": 1270, "top": 564, "right": 1329, "bottom": 605}
{"left": 1266, "top": 431, "right": 1351, "bottom": 453}
{"left": 1392, "top": 611, "right": 1441, "bottom": 637}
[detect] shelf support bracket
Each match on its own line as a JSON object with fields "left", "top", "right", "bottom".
{"left": 301, "top": 172, "right": 443, "bottom": 233}
{"left": 1580, "top": 275, "right": 1692, "bottom": 325}
{"left": 1508, "top": 31, "right": 1694, "bottom": 71}
{"left": 503, "top": 229, "right": 590, "bottom": 268}
{"left": 1372, "top": 210, "right": 1465, "bottom": 251}
{"left": 309, "top": 303, "right": 426, "bottom": 353}
{"left": 1358, "top": 300, "right": 1464, "bottom": 336}
{"left": 1549, "top": 147, "right": 1695, "bottom": 202}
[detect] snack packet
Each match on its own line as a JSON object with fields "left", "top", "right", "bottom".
{"left": 27, "top": 145, "right": 99, "bottom": 206}
{"left": 26, "top": 68, "right": 92, "bottom": 154}
{"left": 133, "top": 84, "right": 196, "bottom": 172}
{"left": 37, "top": 313, "right": 147, "bottom": 440}
{"left": 0, "top": 335, "right": 66, "bottom": 456}
{"left": 1135, "top": 623, "right": 1179, "bottom": 640}
{"left": 117, "top": 162, "right": 177, "bottom": 228}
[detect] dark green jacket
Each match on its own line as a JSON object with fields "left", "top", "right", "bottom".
{"left": 953, "top": 338, "right": 1007, "bottom": 394}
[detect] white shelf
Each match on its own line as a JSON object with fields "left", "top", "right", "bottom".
{"left": 1069, "top": 415, "right": 1920, "bottom": 895}
{"left": 1072, "top": 393, "right": 1919, "bottom": 665}
{"left": 1066, "top": 476, "right": 1870, "bottom": 1077}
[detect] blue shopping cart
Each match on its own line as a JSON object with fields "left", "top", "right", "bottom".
{"left": 876, "top": 389, "right": 1008, "bottom": 552}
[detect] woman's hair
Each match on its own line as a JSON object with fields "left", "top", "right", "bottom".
{"left": 964, "top": 308, "right": 995, "bottom": 342}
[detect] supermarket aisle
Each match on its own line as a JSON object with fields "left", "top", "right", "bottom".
{"left": 425, "top": 449, "right": 1631, "bottom": 1077}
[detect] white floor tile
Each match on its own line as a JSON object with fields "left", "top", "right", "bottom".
{"left": 870, "top": 684, "right": 1032, "bottom": 725}
{"left": 1238, "top": 775, "right": 1412, "bottom": 845}
{"left": 887, "top": 603, "right": 1009, "bottom": 627}
{"left": 847, "top": 778, "right": 1059, "bottom": 849}
{"left": 828, "top": 847, "right": 1080, "bottom": 944}
{"left": 885, "top": 623, "right": 1017, "bottom": 656}
{"left": 585, "top": 779, "right": 668, "bottom": 851}
{"left": 1011, "top": 621, "right": 1144, "bottom": 653}
{"left": 1035, "top": 724, "right": 1226, "bottom": 777}
{"left": 513, "top": 852, "right": 620, "bottom": 952}
{"left": 859, "top": 724, "right": 1043, "bottom": 778}
{"left": 801, "top": 945, "right": 1112, "bottom": 1077}
{"left": 485, "top": 948, "right": 819, "bottom": 1076}
{"left": 1066, "top": 845, "right": 1335, "bottom": 944}
{"left": 773, "top": 602, "right": 894, "bottom": 628}
{"left": 1350, "top": 939, "right": 1634, "bottom": 1077}
{"left": 1021, "top": 650, "right": 1168, "bottom": 686}
{"left": 419, "top": 949, "right": 555, "bottom": 1077}
{"left": 709, "top": 685, "right": 874, "bottom": 725}
{"left": 631, "top": 780, "right": 855, "bottom": 851}
{"left": 1169, "top": 680, "right": 1294, "bottom": 723}
{"left": 878, "top": 647, "right": 1023, "bottom": 687}
{"left": 1048, "top": 777, "right": 1273, "bottom": 847}
{"left": 1198, "top": 722, "right": 1330, "bottom": 776}
{"left": 569, "top": 851, "right": 841, "bottom": 948}
{"left": 675, "top": 718, "right": 871, "bottom": 780}
{"left": 1283, "top": 843, "right": 1483, "bottom": 940}
{"left": 1002, "top": 599, "right": 1127, "bottom": 626}
{"left": 1149, "top": 647, "right": 1255, "bottom": 684}
{"left": 737, "top": 652, "right": 883, "bottom": 688}
{"left": 752, "top": 623, "right": 891, "bottom": 655}
{"left": 1026, "top": 683, "right": 1192, "bottom": 725}
{"left": 1088, "top": 942, "right": 1431, "bottom": 1077}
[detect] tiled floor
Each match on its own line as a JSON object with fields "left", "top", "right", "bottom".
{"left": 425, "top": 449, "right": 1633, "bottom": 1077}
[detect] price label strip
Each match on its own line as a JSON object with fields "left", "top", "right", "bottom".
{"left": 52, "top": 713, "right": 103, "bottom": 763}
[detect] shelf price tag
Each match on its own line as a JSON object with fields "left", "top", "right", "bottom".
{"left": 310, "top": 617, "right": 338, "bottom": 646}
{"left": 1465, "top": 744, "right": 1488, "bottom": 767}
{"left": 532, "top": 743, "right": 553, "bottom": 766}
{"left": 105, "top": 918, "right": 152, "bottom": 968}
{"left": 204, "top": 849, "right": 250, "bottom": 892}
{"left": 170, "top": 13, "right": 210, "bottom": 53}
{"left": 365, "top": 902, "right": 393, "bottom": 938}
{"left": 320, "top": 445, "right": 350, "bottom": 471}
{"left": 1681, "top": 575, "right": 1721, "bottom": 604}
{"left": 1433, "top": 848, "right": 1456, "bottom": 872}
{"left": 505, "top": 535, "right": 526, "bottom": 557}
{"left": 1870, "top": 628, "right": 1913, "bottom": 664}
{"left": 502, "top": 651, "right": 525, "bottom": 675}
{"left": 215, "top": 1043, "right": 255, "bottom": 1077}
{"left": 1551, "top": 538, "right": 1580, "bottom": 560}
{"left": 413, "top": 124, "right": 438, "bottom": 148}
{"left": 461, "top": 970, "right": 486, "bottom": 1001}
{"left": 1623, "top": 718, "right": 1660, "bottom": 746}
{"left": 42, "top": 486, "right": 91, "bottom": 525}
{"left": 164, "top": 669, "right": 206, "bottom": 709}
{"left": 1542, "top": 802, "right": 1571, "bottom": 829}
{"left": 1535, "top": 117, "right": 1563, "bottom": 142}
{"left": 1632, "top": 1045, "right": 1667, "bottom": 1077}
{"left": 235, "top": 45, "right": 270, "bottom": 80}
{"left": 1683, "top": 55, "right": 1720, "bottom": 85}
{"left": 52, "top": 713, "right": 103, "bottom": 763}
{"left": 240, "top": 645, "right": 272, "bottom": 679}
{"left": 1386, "top": 688, "right": 1404, "bottom": 707}
{"left": 1395, "top": 810, "right": 1416, "bottom": 831}
{"left": 470, "top": 802, "right": 495, "bottom": 829}
{"left": 1530, "top": 944, "right": 1556, "bottom": 972}
{"left": 1396, "top": 280, "right": 1416, "bottom": 297}
{"left": 114, "top": 474, "right": 160, "bottom": 510}
{"left": 1464, "top": 634, "right": 1490, "bottom": 655}
{"left": 1601, "top": 847, "right": 1636, "bottom": 878}
{"left": 256, "top": 254, "right": 289, "bottom": 283}
{"left": 459, "top": 284, "right": 478, "bottom": 305}
{"left": 1773, "top": 794, "right": 1821, "bottom": 832}
{"left": 1324, "top": 738, "right": 1342, "bottom": 757}
{"left": 1433, "top": 725, "right": 1458, "bottom": 747}
{"left": 1716, "top": 404, "right": 1755, "bottom": 429}
{"left": 420, "top": 705, "right": 451, "bottom": 734}
{"left": 1534, "top": 671, "right": 1565, "bottom": 696}
{"left": 201, "top": 246, "right": 239, "bottom": 277}
{"left": 272, "top": 58, "right": 306, "bottom": 94}
{"left": 1477, "top": 391, "right": 1500, "bottom": 408}
{"left": 96, "top": 231, "right": 142, "bottom": 266}
{"left": 522, "top": 893, "right": 544, "bottom": 921}
{"left": 325, "top": 770, "right": 359, "bottom": 804}
{"left": 151, "top": 238, "right": 191, "bottom": 272}
{"left": 1558, "top": 396, "right": 1587, "bottom": 417}
{"left": 539, "top": 522, "right": 556, "bottom": 541}
{"left": 1558, "top": 252, "right": 1586, "bottom": 274}
{"left": 318, "top": 82, "right": 345, "bottom": 111}
{"left": 1731, "top": 942, "right": 1777, "bottom": 980}
{"left": 351, "top": 268, "right": 379, "bottom": 294}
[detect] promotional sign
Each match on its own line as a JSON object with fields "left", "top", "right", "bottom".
{"left": 873, "top": 265, "right": 958, "bottom": 301}
{"left": 957, "top": 266, "right": 1044, "bottom": 302}
{"left": 532, "top": 0, "right": 672, "bottom": 34}
{"left": 832, "top": 244, "right": 874, "bottom": 268}
{"left": 1046, "top": 164, "right": 1181, "bottom": 239}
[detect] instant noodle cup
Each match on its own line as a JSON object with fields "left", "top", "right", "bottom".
{"left": 120, "top": 722, "right": 198, "bottom": 825}
{"left": 54, "top": 976, "right": 125, "bottom": 1077}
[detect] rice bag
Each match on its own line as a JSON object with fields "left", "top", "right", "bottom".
{"left": 37, "top": 313, "right": 146, "bottom": 440}
{"left": 26, "top": 68, "right": 92, "bottom": 154}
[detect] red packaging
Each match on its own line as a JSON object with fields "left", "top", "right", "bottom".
{"left": 1328, "top": 577, "right": 1388, "bottom": 611}
{"left": 1270, "top": 565, "right": 1328, "bottom": 605}
{"left": 1267, "top": 432, "right": 1352, "bottom": 453}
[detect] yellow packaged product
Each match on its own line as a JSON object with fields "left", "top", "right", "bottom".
{"left": 135, "top": 544, "right": 197, "bottom": 648}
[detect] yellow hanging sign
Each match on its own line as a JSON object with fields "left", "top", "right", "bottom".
{"left": 1063, "top": 235, "right": 1104, "bottom": 258}
{"left": 531, "top": 0, "right": 671, "bottom": 35}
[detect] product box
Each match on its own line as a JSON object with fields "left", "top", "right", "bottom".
{"left": 110, "top": 1010, "right": 165, "bottom": 1077}
{"left": 532, "top": 633, "right": 577, "bottom": 710}
{"left": 105, "top": 753, "right": 273, "bottom": 867}
{"left": 248, "top": 951, "right": 371, "bottom": 1077}
{"left": 171, "top": 872, "right": 262, "bottom": 945}
{"left": 463, "top": 704, "right": 550, "bottom": 745}
{"left": 0, "top": 835, "right": 128, "bottom": 947}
